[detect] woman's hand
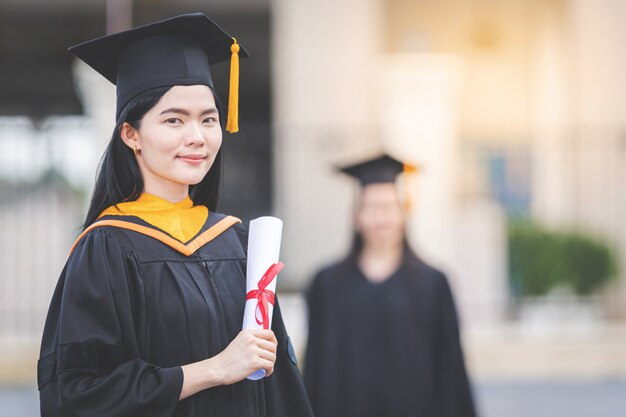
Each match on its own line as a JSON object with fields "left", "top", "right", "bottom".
{"left": 210, "top": 329, "right": 278, "bottom": 385}
{"left": 179, "top": 329, "right": 278, "bottom": 400}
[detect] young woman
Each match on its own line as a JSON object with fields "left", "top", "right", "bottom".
{"left": 304, "top": 154, "right": 476, "bottom": 417}
{"left": 37, "top": 13, "right": 312, "bottom": 417}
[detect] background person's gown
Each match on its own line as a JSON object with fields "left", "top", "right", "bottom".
{"left": 38, "top": 212, "right": 313, "bottom": 417}
{"left": 304, "top": 249, "right": 477, "bottom": 417}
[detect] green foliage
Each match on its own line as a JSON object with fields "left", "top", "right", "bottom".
{"left": 508, "top": 222, "right": 618, "bottom": 296}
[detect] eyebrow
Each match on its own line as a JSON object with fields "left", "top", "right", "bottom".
{"left": 159, "top": 107, "right": 218, "bottom": 116}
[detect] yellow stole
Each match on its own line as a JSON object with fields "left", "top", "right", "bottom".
{"left": 98, "top": 193, "right": 208, "bottom": 243}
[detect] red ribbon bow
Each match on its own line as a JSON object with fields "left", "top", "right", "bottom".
{"left": 246, "top": 261, "right": 284, "bottom": 329}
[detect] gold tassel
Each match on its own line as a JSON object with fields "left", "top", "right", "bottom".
{"left": 226, "top": 37, "right": 240, "bottom": 133}
{"left": 403, "top": 163, "right": 418, "bottom": 212}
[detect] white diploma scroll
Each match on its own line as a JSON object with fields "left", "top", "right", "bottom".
{"left": 242, "top": 216, "right": 284, "bottom": 380}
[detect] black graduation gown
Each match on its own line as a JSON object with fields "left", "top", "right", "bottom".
{"left": 304, "top": 249, "right": 477, "bottom": 417}
{"left": 38, "top": 212, "right": 313, "bottom": 417}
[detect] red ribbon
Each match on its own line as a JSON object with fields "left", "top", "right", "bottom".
{"left": 246, "top": 261, "right": 284, "bottom": 329}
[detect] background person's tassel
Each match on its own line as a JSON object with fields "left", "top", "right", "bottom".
{"left": 403, "top": 163, "right": 418, "bottom": 212}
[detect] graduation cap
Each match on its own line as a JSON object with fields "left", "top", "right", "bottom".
{"left": 339, "top": 153, "right": 419, "bottom": 210}
{"left": 68, "top": 12, "right": 248, "bottom": 132}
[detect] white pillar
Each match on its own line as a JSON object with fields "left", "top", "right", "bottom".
{"left": 377, "top": 53, "right": 462, "bottom": 271}
{"left": 530, "top": 0, "right": 574, "bottom": 225}
{"left": 271, "top": 0, "right": 382, "bottom": 289}
{"left": 567, "top": 0, "right": 626, "bottom": 315}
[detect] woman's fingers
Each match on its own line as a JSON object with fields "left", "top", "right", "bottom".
{"left": 258, "top": 357, "right": 275, "bottom": 378}
{"left": 256, "top": 344, "right": 277, "bottom": 362}
{"left": 256, "top": 338, "right": 277, "bottom": 353}
{"left": 243, "top": 330, "right": 277, "bottom": 378}
{"left": 211, "top": 329, "right": 278, "bottom": 385}
{"left": 248, "top": 329, "right": 278, "bottom": 343}
{"left": 242, "top": 330, "right": 277, "bottom": 355}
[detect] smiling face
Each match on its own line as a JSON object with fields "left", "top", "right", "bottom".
{"left": 120, "top": 84, "right": 222, "bottom": 201}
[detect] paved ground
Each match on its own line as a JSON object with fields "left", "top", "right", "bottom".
{"left": 3, "top": 378, "right": 626, "bottom": 417}
{"left": 0, "top": 385, "right": 38, "bottom": 417}
{"left": 474, "top": 378, "right": 626, "bottom": 417}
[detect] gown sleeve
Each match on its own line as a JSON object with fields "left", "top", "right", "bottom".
{"left": 38, "top": 228, "right": 183, "bottom": 417}
{"left": 432, "top": 273, "right": 477, "bottom": 417}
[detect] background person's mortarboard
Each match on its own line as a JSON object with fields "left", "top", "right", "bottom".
{"left": 339, "top": 153, "right": 420, "bottom": 210}
{"left": 68, "top": 12, "right": 248, "bottom": 131}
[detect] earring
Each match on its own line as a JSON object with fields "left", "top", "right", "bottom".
{"left": 133, "top": 145, "right": 140, "bottom": 156}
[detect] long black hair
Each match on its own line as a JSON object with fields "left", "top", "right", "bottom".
{"left": 82, "top": 86, "right": 224, "bottom": 229}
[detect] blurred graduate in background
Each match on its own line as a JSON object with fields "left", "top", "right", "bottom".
{"left": 304, "top": 153, "right": 476, "bottom": 417}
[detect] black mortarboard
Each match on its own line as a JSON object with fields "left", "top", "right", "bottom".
{"left": 68, "top": 13, "right": 247, "bottom": 131}
{"left": 339, "top": 153, "right": 420, "bottom": 210}
{"left": 339, "top": 154, "right": 411, "bottom": 186}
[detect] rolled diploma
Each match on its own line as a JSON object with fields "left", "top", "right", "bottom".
{"left": 243, "top": 216, "right": 283, "bottom": 380}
